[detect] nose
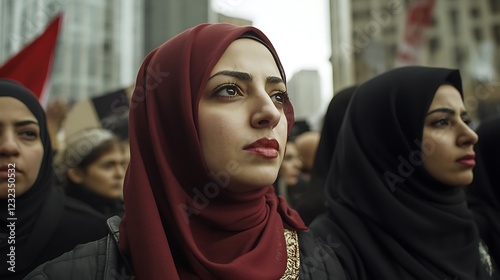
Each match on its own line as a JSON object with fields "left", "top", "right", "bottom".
{"left": 250, "top": 92, "right": 282, "bottom": 129}
{"left": 457, "top": 123, "right": 479, "bottom": 147}
{"left": 0, "top": 131, "right": 20, "bottom": 157}
{"left": 114, "top": 163, "right": 126, "bottom": 179}
{"left": 293, "top": 157, "right": 303, "bottom": 169}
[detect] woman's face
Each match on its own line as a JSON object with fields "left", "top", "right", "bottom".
{"left": 198, "top": 38, "right": 288, "bottom": 192}
{"left": 278, "top": 142, "right": 303, "bottom": 186}
{"left": 69, "top": 146, "right": 126, "bottom": 199}
{"left": 422, "top": 84, "right": 478, "bottom": 186}
{"left": 0, "top": 97, "right": 44, "bottom": 198}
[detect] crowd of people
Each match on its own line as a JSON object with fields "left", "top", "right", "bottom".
{"left": 0, "top": 22, "right": 498, "bottom": 279}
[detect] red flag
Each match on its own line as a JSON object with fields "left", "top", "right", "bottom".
{"left": 0, "top": 13, "right": 63, "bottom": 104}
{"left": 395, "top": 0, "right": 436, "bottom": 67}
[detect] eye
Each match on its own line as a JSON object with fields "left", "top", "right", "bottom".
{"left": 19, "top": 130, "right": 38, "bottom": 140}
{"left": 213, "top": 84, "right": 242, "bottom": 98}
{"left": 432, "top": 119, "right": 450, "bottom": 127}
{"left": 271, "top": 91, "right": 288, "bottom": 105}
{"left": 462, "top": 117, "right": 472, "bottom": 126}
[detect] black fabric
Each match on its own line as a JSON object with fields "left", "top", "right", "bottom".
{"left": 66, "top": 182, "right": 125, "bottom": 218}
{"left": 295, "top": 85, "right": 357, "bottom": 225}
{"left": 298, "top": 229, "right": 347, "bottom": 280}
{"left": 0, "top": 79, "right": 108, "bottom": 280}
{"left": 466, "top": 114, "right": 500, "bottom": 267}
{"left": 24, "top": 216, "right": 133, "bottom": 280}
{"left": 308, "top": 66, "right": 496, "bottom": 279}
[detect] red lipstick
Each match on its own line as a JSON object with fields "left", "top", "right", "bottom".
{"left": 244, "top": 138, "right": 279, "bottom": 159}
{"left": 456, "top": 154, "right": 476, "bottom": 167}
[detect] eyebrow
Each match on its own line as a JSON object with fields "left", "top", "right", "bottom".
{"left": 208, "top": 70, "right": 285, "bottom": 85}
{"left": 427, "top": 108, "right": 469, "bottom": 117}
{"left": 15, "top": 120, "right": 39, "bottom": 127}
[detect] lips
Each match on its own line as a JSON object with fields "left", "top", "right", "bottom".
{"left": 243, "top": 138, "right": 280, "bottom": 159}
{"left": 456, "top": 154, "right": 476, "bottom": 167}
{"left": 0, "top": 165, "right": 22, "bottom": 180}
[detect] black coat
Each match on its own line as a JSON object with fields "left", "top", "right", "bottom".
{"left": 25, "top": 216, "right": 346, "bottom": 280}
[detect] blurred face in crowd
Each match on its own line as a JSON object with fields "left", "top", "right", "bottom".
{"left": 279, "top": 142, "right": 303, "bottom": 186}
{"left": 198, "top": 38, "right": 289, "bottom": 192}
{"left": 68, "top": 145, "right": 126, "bottom": 199}
{"left": 422, "top": 84, "right": 478, "bottom": 187}
{"left": 0, "top": 97, "right": 44, "bottom": 198}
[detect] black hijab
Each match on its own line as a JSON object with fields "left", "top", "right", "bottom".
{"left": 0, "top": 79, "right": 64, "bottom": 275}
{"left": 309, "top": 66, "right": 494, "bottom": 279}
{"left": 295, "top": 85, "right": 357, "bottom": 225}
{"left": 466, "top": 114, "right": 500, "bottom": 266}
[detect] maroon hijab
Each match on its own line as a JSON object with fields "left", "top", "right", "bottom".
{"left": 119, "top": 23, "right": 307, "bottom": 279}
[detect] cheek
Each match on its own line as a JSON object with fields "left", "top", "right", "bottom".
{"left": 28, "top": 145, "right": 44, "bottom": 181}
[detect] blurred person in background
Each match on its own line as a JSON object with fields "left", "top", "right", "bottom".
{"left": 293, "top": 130, "right": 320, "bottom": 183}
{"left": 55, "top": 127, "right": 126, "bottom": 218}
{"left": 274, "top": 139, "right": 306, "bottom": 207}
{"left": 0, "top": 79, "right": 107, "bottom": 280}
{"left": 294, "top": 85, "right": 357, "bottom": 225}
{"left": 466, "top": 114, "right": 500, "bottom": 268}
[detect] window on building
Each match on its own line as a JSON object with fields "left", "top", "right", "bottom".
{"left": 454, "top": 46, "right": 465, "bottom": 67}
{"left": 470, "top": 7, "right": 481, "bottom": 18}
{"left": 493, "top": 25, "right": 500, "bottom": 44}
{"left": 474, "top": 28, "right": 483, "bottom": 41}
{"left": 449, "top": 9, "right": 459, "bottom": 36}
{"left": 490, "top": 0, "right": 500, "bottom": 13}
{"left": 429, "top": 37, "right": 439, "bottom": 54}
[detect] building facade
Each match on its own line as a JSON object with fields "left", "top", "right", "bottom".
{"left": 330, "top": 0, "right": 500, "bottom": 119}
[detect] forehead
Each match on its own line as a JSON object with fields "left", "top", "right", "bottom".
{"left": 0, "top": 96, "right": 36, "bottom": 120}
{"left": 210, "top": 38, "right": 280, "bottom": 75}
{"left": 428, "top": 84, "right": 463, "bottom": 109}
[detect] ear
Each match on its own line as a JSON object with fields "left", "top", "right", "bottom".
{"left": 67, "top": 168, "right": 85, "bottom": 184}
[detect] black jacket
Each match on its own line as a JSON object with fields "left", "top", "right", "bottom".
{"left": 23, "top": 216, "right": 132, "bottom": 280}
{"left": 24, "top": 216, "right": 345, "bottom": 280}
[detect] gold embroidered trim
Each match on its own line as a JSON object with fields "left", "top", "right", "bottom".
{"left": 479, "top": 241, "right": 493, "bottom": 276}
{"left": 280, "top": 229, "right": 300, "bottom": 280}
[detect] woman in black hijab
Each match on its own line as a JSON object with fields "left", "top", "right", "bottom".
{"left": 308, "top": 66, "right": 497, "bottom": 279}
{"left": 466, "top": 114, "right": 500, "bottom": 267}
{"left": 0, "top": 79, "right": 108, "bottom": 280}
{"left": 294, "top": 85, "right": 357, "bottom": 225}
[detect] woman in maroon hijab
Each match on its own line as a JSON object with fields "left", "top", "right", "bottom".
{"left": 24, "top": 23, "right": 344, "bottom": 280}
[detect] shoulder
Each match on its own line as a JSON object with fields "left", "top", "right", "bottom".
{"left": 23, "top": 237, "right": 108, "bottom": 280}
{"left": 298, "top": 229, "right": 347, "bottom": 280}
{"left": 24, "top": 216, "right": 132, "bottom": 280}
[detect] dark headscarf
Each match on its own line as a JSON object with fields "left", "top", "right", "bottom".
{"left": 295, "top": 85, "right": 357, "bottom": 225}
{"left": 0, "top": 79, "right": 62, "bottom": 275}
{"left": 119, "top": 23, "right": 306, "bottom": 279}
{"left": 467, "top": 114, "right": 500, "bottom": 266}
{"left": 309, "top": 66, "right": 494, "bottom": 279}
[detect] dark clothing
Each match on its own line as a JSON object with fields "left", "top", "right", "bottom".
{"left": 66, "top": 183, "right": 125, "bottom": 218}
{"left": 23, "top": 216, "right": 130, "bottom": 280}
{"left": 0, "top": 80, "right": 108, "bottom": 280}
{"left": 295, "top": 86, "right": 357, "bottom": 225}
{"left": 466, "top": 115, "right": 500, "bottom": 267}
{"left": 310, "top": 67, "right": 498, "bottom": 279}
{"left": 4, "top": 187, "right": 108, "bottom": 280}
{"left": 25, "top": 216, "right": 345, "bottom": 280}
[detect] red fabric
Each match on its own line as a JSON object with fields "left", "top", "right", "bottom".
{"left": 0, "top": 13, "right": 62, "bottom": 103}
{"left": 119, "top": 23, "right": 307, "bottom": 279}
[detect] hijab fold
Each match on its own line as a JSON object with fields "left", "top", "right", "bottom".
{"left": 119, "top": 23, "right": 306, "bottom": 280}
